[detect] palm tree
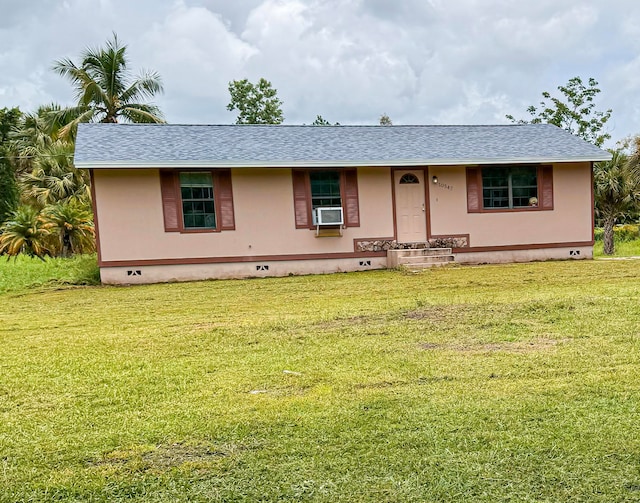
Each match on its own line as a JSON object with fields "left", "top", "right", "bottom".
{"left": 53, "top": 33, "right": 165, "bottom": 139}
{"left": 20, "top": 141, "right": 90, "bottom": 206}
{"left": 44, "top": 201, "right": 95, "bottom": 257}
{"left": 628, "top": 135, "right": 640, "bottom": 174}
{"left": 9, "top": 104, "right": 68, "bottom": 174}
{"left": 594, "top": 150, "right": 640, "bottom": 255}
{"left": 0, "top": 206, "right": 52, "bottom": 258}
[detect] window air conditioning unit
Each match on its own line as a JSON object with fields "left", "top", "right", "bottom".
{"left": 316, "top": 207, "right": 344, "bottom": 226}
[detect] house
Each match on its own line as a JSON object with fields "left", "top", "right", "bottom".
{"left": 74, "top": 123, "right": 611, "bottom": 284}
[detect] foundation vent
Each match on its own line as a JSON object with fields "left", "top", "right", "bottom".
{"left": 359, "top": 260, "right": 372, "bottom": 267}
{"left": 256, "top": 265, "right": 269, "bottom": 271}
{"left": 127, "top": 270, "right": 142, "bottom": 276}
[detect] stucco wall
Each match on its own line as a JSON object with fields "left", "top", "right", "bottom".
{"left": 93, "top": 162, "right": 593, "bottom": 266}
{"left": 428, "top": 162, "right": 593, "bottom": 247}
{"left": 93, "top": 167, "right": 394, "bottom": 263}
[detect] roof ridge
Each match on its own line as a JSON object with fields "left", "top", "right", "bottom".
{"left": 79, "top": 123, "right": 546, "bottom": 128}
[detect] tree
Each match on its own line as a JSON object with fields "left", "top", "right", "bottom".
{"left": 0, "top": 107, "right": 22, "bottom": 144}
{"left": 311, "top": 115, "right": 339, "bottom": 126}
{"left": 0, "top": 107, "right": 22, "bottom": 223}
{"left": 506, "top": 77, "right": 612, "bottom": 147}
{"left": 20, "top": 141, "right": 90, "bottom": 206}
{"left": 0, "top": 205, "right": 52, "bottom": 258}
{"left": 0, "top": 159, "right": 18, "bottom": 224}
{"left": 628, "top": 135, "right": 640, "bottom": 172}
{"left": 44, "top": 201, "right": 95, "bottom": 257}
{"left": 594, "top": 149, "right": 640, "bottom": 254}
{"left": 53, "top": 33, "right": 165, "bottom": 139}
{"left": 8, "top": 104, "right": 68, "bottom": 175}
{"left": 227, "top": 78, "right": 284, "bottom": 124}
{"left": 379, "top": 113, "right": 392, "bottom": 126}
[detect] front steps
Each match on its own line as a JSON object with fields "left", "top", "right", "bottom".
{"left": 387, "top": 247, "right": 455, "bottom": 270}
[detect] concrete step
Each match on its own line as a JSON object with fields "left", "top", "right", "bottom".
{"left": 401, "top": 255, "right": 455, "bottom": 268}
{"left": 397, "top": 254, "right": 455, "bottom": 264}
{"left": 387, "top": 248, "right": 455, "bottom": 268}
{"left": 388, "top": 247, "right": 452, "bottom": 257}
{"left": 403, "top": 261, "right": 454, "bottom": 270}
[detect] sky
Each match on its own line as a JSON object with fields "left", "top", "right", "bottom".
{"left": 0, "top": 0, "right": 639, "bottom": 145}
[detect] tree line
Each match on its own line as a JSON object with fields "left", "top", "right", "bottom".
{"left": 1, "top": 35, "right": 638, "bottom": 257}
{"left": 506, "top": 77, "right": 640, "bottom": 255}
{"left": 0, "top": 34, "right": 166, "bottom": 258}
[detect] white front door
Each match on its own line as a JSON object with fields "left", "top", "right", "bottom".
{"left": 395, "top": 170, "right": 427, "bottom": 243}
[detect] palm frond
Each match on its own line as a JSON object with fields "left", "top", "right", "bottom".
{"left": 120, "top": 71, "right": 164, "bottom": 103}
{"left": 119, "top": 104, "right": 165, "bottom": 123}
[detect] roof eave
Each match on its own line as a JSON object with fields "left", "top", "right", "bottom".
{"left": 75, "top": 155, "right": 612, "bottom": 169}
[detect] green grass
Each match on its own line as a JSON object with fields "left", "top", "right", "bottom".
{"left": 0, "top": 254, "right": 100, "bottom": 294}
{"left": 594, "top": 238, "right": 640, "bottom": 257}
{"left": 1, "top": 260, "right": 640, "bottom": 501}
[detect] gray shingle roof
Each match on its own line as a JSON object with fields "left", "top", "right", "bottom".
{"left": 74, "top": 123, "right": 611, "bottom": 168}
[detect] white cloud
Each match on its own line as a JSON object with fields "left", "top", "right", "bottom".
{"left": 0, "top": 0, "right": 638, "bottom": 143}
{"left": 139, "top": 1, "right": 258, "bottom": 122}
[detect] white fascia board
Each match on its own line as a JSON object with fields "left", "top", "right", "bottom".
{"left": 75, "top": 155, "right": 611, "bottom": 169}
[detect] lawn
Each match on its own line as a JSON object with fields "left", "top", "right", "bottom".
{"left": 594, "top": 238, "right": 640, "bottom": 257}
{"left": 0, "top": 254, "right": 100, "bottom": 294}
{"left": 1, "top": 258, "right": 640, "bottom": 501}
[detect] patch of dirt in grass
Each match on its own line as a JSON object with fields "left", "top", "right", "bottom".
{"left": 315, "top": 306, "right": 474, "bottom": 330}
{"left": 405, "top": 304, "right": 478, "bottom": 322}
{"left": 419, "top": 342, "right": 441, "bottom": 349}
{"left": 407, "top": 300, "right": 578, "bottom": 324}
{"left": 188, "top": 321, "right": 226, "bottom": 332}
{"left": 247, "top": 385, "right": 312, "bottom": 396}
{"left": 94, "top": 442, "right": 237, "bottom": 472}
{"left": 354, "top": 380, "right": 406, "bottom": 389}
{"left": 141, "top": 443, "right": 228, "bottom": 468}
{"left": 419, "top": 338, "right": 567, "bottom": 353}
{"left": 354, "top": 375, "right": 455, "bottom": 390}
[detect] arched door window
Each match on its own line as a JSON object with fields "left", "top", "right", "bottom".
{"left": 399, "top": 173, "right": 420, "bottom": 184}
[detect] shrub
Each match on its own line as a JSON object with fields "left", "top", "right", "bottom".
{"left": 594, "top": 224, "right": 639, "bottom": 242}
{"left": 594, "top": 228, "right": 604, "bottom": 241}
{"left": 0, "top": 205, "right": 52, "bottom": 257}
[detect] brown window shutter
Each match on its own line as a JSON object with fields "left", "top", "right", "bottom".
{"left": 215, "top": 169, "right": 236, "bottom": 230}
{"left": 466, "top": 167, "right": 482, "bottom": 212}
{"left": 539, "top": 165, "right": 554, "bottom": 210}
{"left": 160, "top": 170, "right": 180, "bottom": 232}
{"left": 292, "top": 169, "right": 310, "bottom": 228}
{"left": 343, "top": 168, "right": 360, "bottom": 227}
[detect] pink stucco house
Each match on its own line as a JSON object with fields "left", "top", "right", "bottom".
{"left": 74, "top": 123, "right": 610, "bottom": 284}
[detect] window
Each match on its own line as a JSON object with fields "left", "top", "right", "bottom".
{"left": 291, "top": 168, "right": 360, "bottom": 229}
{"left": 180, "top": 172, "right": 216, "bottom": 229}
{"left": 310, "top": 171, "right": 341, "bottom": 224}
{"left": 399, "top": 173, "right": 419, "bottom": 184}
{"left": 466, "top": 165, "right": 553, "bottom": 213}
{"left": 482, "top": 166, "right": 537, "bottom": 209}
{"left": 159, "top": 169, "right": 235, "bottom": 232}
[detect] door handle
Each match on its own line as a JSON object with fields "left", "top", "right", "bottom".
{"left": 422, "top": 203, "right": 425, "bottom": 212}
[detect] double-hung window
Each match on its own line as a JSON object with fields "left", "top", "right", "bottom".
{"left": 291, "top": 168, "right": 360, "bottom": 229}
{"left": 180, "top": 172, "right": 216, "bottom": 229}
{"left": 159, "top": 169, "right": 235, "bottom": 232}
{"left": 309, "top": 171, "right": 342, "bottom": 224}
